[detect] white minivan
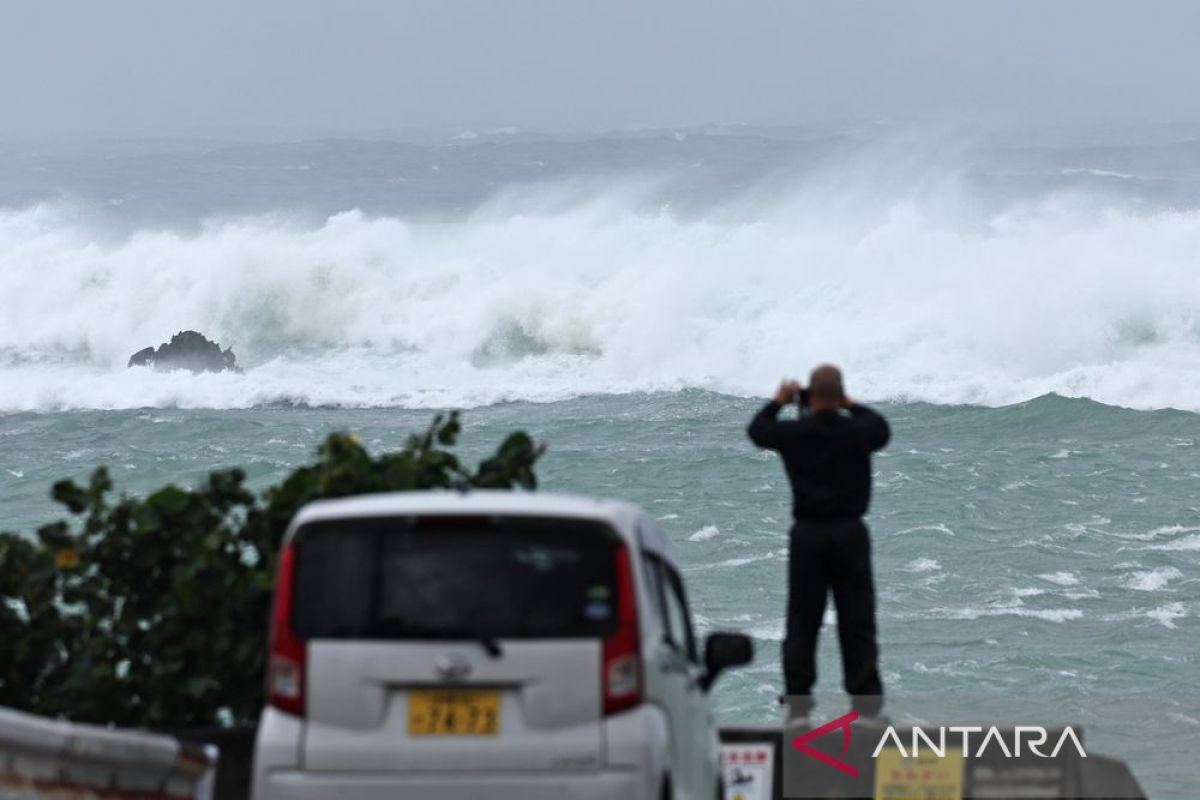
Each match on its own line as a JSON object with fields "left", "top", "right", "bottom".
{"left": 252, "top": 491, "right": 753, "bottom": 800}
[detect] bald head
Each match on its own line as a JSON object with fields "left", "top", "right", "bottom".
{"left": 808, "top": 364, "right": 846, "bottom": 410}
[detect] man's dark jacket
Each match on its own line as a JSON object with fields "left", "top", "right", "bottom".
{"left": 747, "top": 401, "right": 890, "bottom": 521}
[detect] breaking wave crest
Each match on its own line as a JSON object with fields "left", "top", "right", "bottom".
{"left": 2, "top": 175, "right": 1200, "bottom": 411}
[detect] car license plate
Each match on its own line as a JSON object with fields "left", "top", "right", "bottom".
{"left": 408, "top": 689, "right": 501, "bottom": 736}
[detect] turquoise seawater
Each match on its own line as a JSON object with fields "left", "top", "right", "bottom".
{"left": 2, "top": 392, "right": 1197, "bottom": 793}
{"left": 3, "top": 129, "right": 1200, "bottom": 794}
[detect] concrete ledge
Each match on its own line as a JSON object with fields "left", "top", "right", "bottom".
{"left": 720, "top": 725, "right": 1146, "bottom": 799}
{"left": 0, "top": 706, "right": 216, "bottom": 799}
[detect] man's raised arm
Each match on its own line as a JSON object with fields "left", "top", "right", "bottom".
{"left": 847, "top": 401, "right": 891, "bottom": 451}
{"left": 747, "top": 381, "right": 800, "bottom": 450}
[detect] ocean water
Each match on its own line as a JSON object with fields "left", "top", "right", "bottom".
{"left": 1, "top": 127, "right": 1198, "bottom": 795}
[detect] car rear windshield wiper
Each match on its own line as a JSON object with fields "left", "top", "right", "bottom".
{"left": 368, "top": 620, "right": 504, "bottom": 658}
{"left": 436, "top": 628, "right": 503, "bottom": 659}
{"left": 474, "top": 634, "right": 503, "bottom": 659}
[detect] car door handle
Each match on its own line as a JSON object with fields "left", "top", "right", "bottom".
{"left": 657, "top": 650, "right": 703, "bottom": 691}
{"left": 657, "top": 649, "right": 689, "bottom": 674}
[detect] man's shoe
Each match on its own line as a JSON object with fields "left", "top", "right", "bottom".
{"left": 779, "top": 695, "right": 814, "bottom": 723}
{"left": 780, "top": 697, "right": 813, "bottom": 731}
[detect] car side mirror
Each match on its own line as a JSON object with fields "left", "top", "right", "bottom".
{"left": 700, "top": 632, "right": 754, "bottom": 692}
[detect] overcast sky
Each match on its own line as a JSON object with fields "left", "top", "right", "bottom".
{"left": 2, "top": 0, "right": 1199, "bottom": 136}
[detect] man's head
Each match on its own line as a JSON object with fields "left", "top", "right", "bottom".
{"left": 808, "top": 364, "right": 846, "bottom": 412}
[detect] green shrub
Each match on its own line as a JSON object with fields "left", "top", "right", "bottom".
{"left": 0, "top": 413, "right": 542, "bottom": 728}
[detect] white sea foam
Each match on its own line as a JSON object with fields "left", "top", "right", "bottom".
{"left": 1147, "top": 602, "right": 1187, "bottom": 629}
{"left": 1124, "top": 567, "right": 1183, "bottom": 592}
{"left": 904, "top": 557, "right": 942, "bottom": 573}
{"left": 997, "top": 608, "right": 1083, "bottom": 623}
{"left": 1038, "top": 571, "right": 1080, "bottom": 586}
{"left": 1148, "top": 524, "right": 1200, "bottom": 536}
{"left": 1146, "top": 533, "right": 1200, "bottom": 552}
{"left": 746, "top": 619, "right": 785, "bottom": 641}
{"left": 688, "top": 525, "right": 721, "bottom": 542}
{"left": 688, "top": 549, "right": 785, "bottom": 571}
{"left": 5, "top": 180, "right": 1200, "bottom": 411}
{"left": 713, "top": 555, "right": 769, "bottom": 569}
{"left": 896, "top": 524, "right": 956, "bottom": 537}
{"left": 1111, "top": 524, "right": 1194, "bottom": 541}
{"left": 942, "top": 606, "right": 1084, "bottom": 623}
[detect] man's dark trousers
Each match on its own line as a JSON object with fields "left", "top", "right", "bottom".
{"left": 784, "top": 517, "right": 883, "bottom": 717}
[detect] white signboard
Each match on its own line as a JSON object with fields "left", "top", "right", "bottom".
{"left": 722, "top": 742, "right": 775, "bottom": 800}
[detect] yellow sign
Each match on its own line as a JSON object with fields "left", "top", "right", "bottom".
{"left": 54, "top": 548, "right": 81, "bottom": 570}
{"left": 874, "top": 747, "right": 964, "bottom": 800}
{"left": 408, "top": 689, "right": 501, "bottom": 736}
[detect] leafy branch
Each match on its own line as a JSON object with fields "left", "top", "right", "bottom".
{"left": 0, "top": 413, "right": 543, "bottom": 727}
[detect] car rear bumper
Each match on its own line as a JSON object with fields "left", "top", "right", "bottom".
{"left": 257, "top": 769, "right": 647, "bottom": 800}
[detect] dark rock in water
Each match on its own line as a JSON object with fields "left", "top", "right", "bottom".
{"left": 127, "top": 347, "right": 157, "bottom": 367}
{"left": 127, "top": 331, "right": 240, "bottom": 373}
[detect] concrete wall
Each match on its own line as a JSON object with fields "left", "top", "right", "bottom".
{"left": 0, "top": 706, "right": 216, "bottom": 800}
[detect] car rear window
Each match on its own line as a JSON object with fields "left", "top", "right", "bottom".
{"left": 292, "top": 515, "right": 621, "bottom": 640}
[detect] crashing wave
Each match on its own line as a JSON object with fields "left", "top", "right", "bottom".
{"left": 2, "top": 176, "right": 1200, "bottom": 411}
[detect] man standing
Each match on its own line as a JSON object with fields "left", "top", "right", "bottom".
{"left": 747, "top": 365, "right": 890, "bottom": 721}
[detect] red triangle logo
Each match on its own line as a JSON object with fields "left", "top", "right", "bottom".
{"left": 790, "top": 709, "right": 860, "bottom": 778}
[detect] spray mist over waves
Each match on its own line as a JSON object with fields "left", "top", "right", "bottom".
{"left": 2, "top": 175, "right": 1200, "bottom": 412}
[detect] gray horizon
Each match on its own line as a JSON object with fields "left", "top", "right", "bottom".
{"left": 2, "top": 0, "right": 1199, "bottom": 138}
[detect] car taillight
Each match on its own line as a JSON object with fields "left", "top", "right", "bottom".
{"left": 602, "top": 543, "right": 642, "bottom": 715}
{"left": 267, "top": 541, "right": 306, "bottom": 717}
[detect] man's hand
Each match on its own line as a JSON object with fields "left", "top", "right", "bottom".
{"left": 774, "top": 380, "right": 801, "bottom": 405}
